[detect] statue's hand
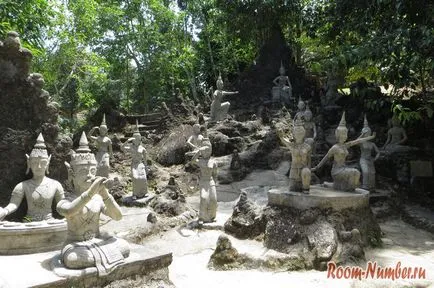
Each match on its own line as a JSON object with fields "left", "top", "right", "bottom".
{"left": 88, "top": 177, "right": 106, "bottom": 197}
{"left": 102, "top": 178, "right": 114, "bottom": 189}
{"left": 0, "top": 207, "right": 7, "bottom": 221}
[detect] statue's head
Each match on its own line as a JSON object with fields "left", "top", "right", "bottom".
{"left": 4, "top": 31, "right": 21, "bottom": 49}
{"left": 335, "top": 112, "right": 348, "bottom": 143}
{"left": 26, "top": 133, "right": 51, "bottom": 178}
{"left": 304, "top": 105, "right": 313, "bottom": 121}
{"left": 297, "top": 97, "right": 305, "bottom": 111}
{"left": 216, "top": 73, "right": 224, "bottom": 90}
{"left": 192, "top": 123, "right": 200, "bottom": 135}
{"left": 66, "top": 132, "right": 97, "bottom": 192}
{"left": 99, "top": 114, "right": 108, "bottom": 136}
{"left": 391, "top": 116, "right": 401, "bottom": 127}
{"left": 279, "top": 61, "right": 285, "bottom": 75}
{"left": 293, "top": 116, "right": 306, "bottom": 143}
{"left": 361, "top": 114, "right": 372, "bottom": 136}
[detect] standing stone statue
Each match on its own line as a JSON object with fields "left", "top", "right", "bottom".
{"left": 312, "top": 112, "right": 375, "bottom": 192}
{"left": 382, "top": 116, "right": 408, "bottom": 151}
{"left": 210, "top": 73, "right": 238, "bottom": 122}
{"left": 272, "top": 61, "right": 293, "bottom": 105}
{"left": 278, "top": 115, "right": 312, "bottom": 193}
{"left": 121, "top": 121, "right": 148, "bottom": 199}
{"left": 57, "top": 132, "right": 129, "bottom": 275}
{"left": 0, "top": 133, "right": 65, "bottom": 221}
{"left": 191, "top": 138, "right": 217, "bottom": 223}
{"left": 88, "top": 114, "right": 113, "bottom": 177}
{"left": 358, "top": 115, "right": 380, "bottom": 192}
{"left": 303, "top": 104, "right": 317, "bottom": 140}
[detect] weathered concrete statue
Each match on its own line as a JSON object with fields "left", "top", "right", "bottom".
{"left": 294, "top": 97, "right": 306, "bottom": 121}
{"left": 272, "top": 61, "right": 293, "bottom": 105}
{"left": 57, "top": 132, "right": 129, "bottom": 275}
{"left": 278, "top": 115, "right": 312, "bottom": 193}
{"left": 88, "top": 114, "right": 113, "bottom": 177}
{"left": 185, "top": 123, "right": 204, "bottom": 158}
{"left": 312, "top": 112, "right": 375, "bottom": 192}
{"left": 382, "top": 116, "right": 408, "bottom": 152}
{"left": 191, "top": 138, "right": 217, "bottom": 223}
{"left": 303, "top": 104, "right": 317, "bottom": 140}
{"left": 0, "top": 133, "right": 65, "bottom": 221}
{"left": 210, "top": 73, "right": 238, "bottom": 122}
{"left": 121, "top": 121, "right": 148, "bottom": 199}
{"left": 358, "top": 115, "right": 380, "bottom": 192}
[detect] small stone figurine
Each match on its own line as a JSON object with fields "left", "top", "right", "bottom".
{"left": 358, "top": 115, "right": 380, "bottom": 192}
{"left": 121, "top": 121, "right": 148, "bottom": 199}
{"left": 278, "top": 115, "right": 312, "bottom": 193}
{"left": 210, "top": 73, "right": 238, "bottom": 122}
{"left": 191, "top": 138, "right": 217, "bottom": 223}
{"left": 58, "top": 132, "right": 129, "bottom": 275}
{"left": 0, "top": 133, "right": 65, "bottom": 221}
{"left": 293, "top": 97, "right": 306, "bottom": 121}
{"left": 382, "top": 116, "right": 408, "bottom": 152}
{"left": 312, "top": 112, "right": 375, "bottom": 192}
{"left": 88, "top": 114, "right": 113, "bottom": 177}
{"left": 272, "top": 61, "right": 293, "bottom": 105}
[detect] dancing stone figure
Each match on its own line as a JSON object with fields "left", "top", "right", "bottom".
{"left": 88, "top": 114, "right": 113, "bottom": 177}
{"left": 312, "top": 112, "right": 375, "bottom": 192}
{"left": 57, "top": 132, "right": 129, "bottom": 275}
{"left": 278, "top": 116, "right": 312, "bottom": 193}
{"left": 358, "top": 115, "right": 380, "bottom": 192}
{"left": 191, "top": 138, "right": 217, "bottom": 223}
{"left": 0, "top": 133, "right": 65, "bottom": 221}
{"left": 121, "top": 121, "right": 148, "bottom": 199}
{"left": 272, "top": 61, "right": 293, "bottom": 105}
{"left": 210, "top": 74, "right": 238, "bottom": 122}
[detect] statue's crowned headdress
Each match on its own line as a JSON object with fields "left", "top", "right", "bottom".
{"left": 363, "top": 114, "right": 370, "bottom": 129}
{"left": 339, "top": 111, "right": 347, "bottom": 128}
{"left": 70, "top": 132, "right": 97, "bottom": 166}
{"left": 29, "top": 133, "right": 49, "bottom": 158}
{"left": 279, "top": 60, "right": 285, "bottom": 74}
{"left": 100, "top": 113, "right": 107, "bottom": 128}
{"left": 216, "top": 72, "right": 223, "bottom": 88}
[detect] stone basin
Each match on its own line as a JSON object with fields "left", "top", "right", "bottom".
{"left": 0, "top": 219, "right": 67, "bottom": 255}
{"left": 268, "top": 184, "right": 369, "bottom": 211}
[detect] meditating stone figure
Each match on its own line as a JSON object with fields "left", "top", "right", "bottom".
{"left": 278, "top": 115, "right": 312, "bottom": 193}
{"left": 294, "top": 97, "right": 306, "bottom": 121}
{"left": 382, "top": 116, "right": 408, "bottom": 152}
{"left": 57, "top": 132, "right": 129, "bottom": 275}
{"left": 121, "top": 121, "right": 148, "bottom": 199}
{"left": 88, "top": 114, "right": 113, "bottom": 177}
{"left": 272, "top": 61, "right": 293, "bottom": 105}
{"left": 0, "top": 133, "right": 65, "bottom": 221}
{"left": 210, "top": 74, "right": 238, "bottom": 122}
{"left": 191, "top": 138, "right": 217, "bottom": 223}
{"left": 358, "top": 115, "right": 380, "bottom": 192}
{"left": 312, "top": 112, "right": 375, "bottom": 192}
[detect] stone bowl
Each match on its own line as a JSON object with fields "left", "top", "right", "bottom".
{"left": 0, "top": 219, "right": 67, "bottom": 255}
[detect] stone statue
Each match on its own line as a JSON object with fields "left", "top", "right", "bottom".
{"left": 88, "top": 114, "right": 113, "bottom": 177}
{"left": 382, "top": 116, "right": 408, "bottom": 151}
{"left": 57, "top": 132, "right": 129, "bottom": 275}
{"left": 121, "top": 121, "right": 148, "bottom": 199}
{"left": 294, "top": 97, "right": 306, "bottom": 121}
{"left": 358, "top": 115, "right": 380, "bottom": 192}
{"left": 303, "top": 104, "right": 317, "bottom": 140}
{"left": 210, "top": 73, "right": 238, "bottom": 122}
{"left": 191, "top": 138, "right": 217, "bottom": 223}
{"left": 312, "top": 112, "right": 375, "bottom": 192}
{"left": 272, "top": 61, "right": 293, "bottom": 105}
{"left": 0, "top": 133, "right": 65, "bottom": 221}
{"left": 278, "top": 115, "right": 312, "bottom": 193}
{"left": 185, "top": 124, "right": 204, "bottom": 158}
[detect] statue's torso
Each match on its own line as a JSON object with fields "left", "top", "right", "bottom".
{"left": 304, "top": 122, "right": 315, "bottom": 138}
{"left": 331, "top": 144, "right": 349, "bottom": 171}
{"left": 96, "top": 136, "right": 111, "bottom": 152}
{"left": 131, "top": 144, "right": 145, "bottom": 164}
{"left": 290, "top": 143, "right": 311, "bottom": 168}
{"left": 21, "top": 178, "right": 62, "bottom": 220}
{"left": 360, "top": 142, "right": 375, "bottom": 160}
{"left": 388, "top": 127, "right": 405, "bottom": 145}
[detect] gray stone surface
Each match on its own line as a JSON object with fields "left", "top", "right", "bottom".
{"left": 410, "top": 160, "right": 433, "bottom": 177}
{"left": 268, "top": 185, "right": 369, "bottom": 210}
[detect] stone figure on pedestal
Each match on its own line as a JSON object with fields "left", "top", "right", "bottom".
{"left": 57, "top": 132, "right": 129, "bottom": 275}
{"left": 272, "top": 61, "right": 293, "bottom": 105}
{"left": 0, "top": 133, "right": 65, "bottom": 221}
{"left": 88, "top": 114, "right": 113, "bottom": 177}
{"left": 278, "top": 115, "right": 312, "bottom": 193}
{"left": 312, "top": 112, "right": 375, "bottom": 192}
{"left": 191, "top": 138, "right": 217, "bottom": 223}
{"left": 358, "top": 115, "right": 380, "bottom": 192}
{"left": 121, "top": 121, "right": 148, "bottom": 199}
{"left": 210, "top": 74, "right": 238, "bottom": 122}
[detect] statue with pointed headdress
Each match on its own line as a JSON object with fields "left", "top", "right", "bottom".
{"left": 312, "top": 112, "right": 375, "bottom": 192}
{"left": 272, "top": 61, "right": 293, "bottom": 105}
{"left": 88, "top": 114, "right": 113, "bottom": 177}
{"left": 357, "top": 115, "right": 380, "bottom": 191}
{"left": 0, "top": 133, "right": 65, "bottom": 221}
{"left": 210, "top": 73, "right": 238, "bottom": 122}
{"left": 57, "top": 132, "right": 129, "bottom": 273}
{"left": 121, "top": 120, "right": 148, "bottom": 199}
{"left": 278, "top": 115, "right": 312, "bottom": 193}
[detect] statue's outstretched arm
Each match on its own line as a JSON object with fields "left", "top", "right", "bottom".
{"left": 100, "top": 186, "right": 122, "bottom": 221}
{"left": 88, "top": 127, "right": 99, "bottom": 141}
{"left": 346, "top": 133, "right": 376, "bottom": 147}
{"left": 312, "top": 150, "right": 332, "bottom": 171}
